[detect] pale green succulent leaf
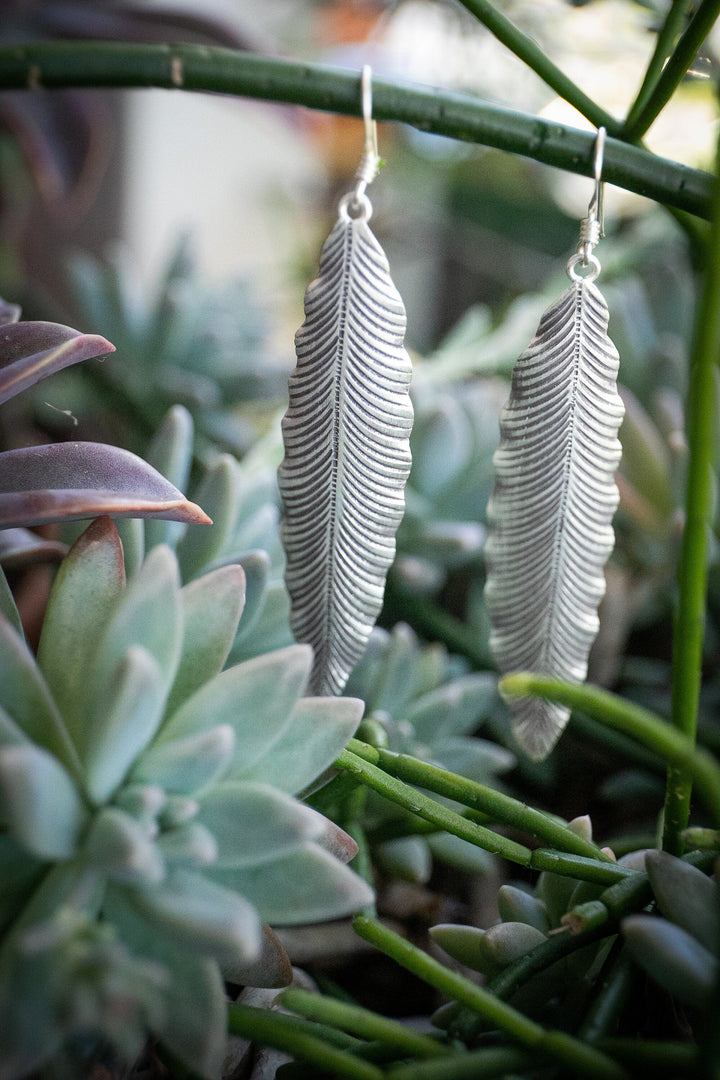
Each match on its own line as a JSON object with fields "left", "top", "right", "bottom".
{"left": 0, "top": 565, "right": 23, "bottom": 636}
{"left": 0, "top": 744, "right": 88, "bottom": 860}
{"left": 84, "top": 646, "right": 167, "bottom": 804}
{"left": 84, "top": 807, "right": 165, "bottom": 885}
{"left": 410, "top": 397, "right": 475, "bottom": 500}
{"left": 133, "top": 724, "right": 235, "bottom": 795}
{"left": 0, "top": 934, "right": 62, "bottom": 1077}
{"left": 0, "top": 615, "right": 80, "bottom": 775}
{"left": 377, "top": 835, "right": 432, "bottom": 883}
{"left": 87, "top": 544, "right": 183, "bottom": 721}
{"left": 363, "top": 623, "right": 422, "bottom": 716}
{"left": 431, "top": 736, "right": 516, "bottom": 782}
{"left": 228, "top": 579, "right": 293, "bottom": 663}
{"left": 427, "top": 831, "right": 494, "bottom": 874}
{"left": 116, "top": 783, "right": 167, "bottom": 823}
{"left": 166, "top": 565, "right": 246, "bottom": 715}
{"left": 497, "top": 885, "right": 551, "bottom": 933}
{"left": 156, "top": 822, "right": 218, "bottom": 867}
{"left": 209, "top": 842, "right": 374, "bottom": 925}
{"left": 221, "top": 923, "right": 292, "bottom": 989}
{"left": 233, "top": 695, "right": 363, "bottom": 794}
{"left": 144, "top": 405, "right": 194, "bottom": 551}
{"left": 623, "top": 914, "right": 719, "bottom": 1009}
{"left": 176, "top": 455, "right": 240, "bottom": 580}
{"left": 37, "top": 516, "right": 126, "bottom": 741}
{"left": 0, "top": 703, "right": 32, "bottom": 749}
{"left": 196, "top": 781, "right": 325, "bottom": 869}
{"left": 115, "top": 516, "right": 145, "bottom": 577}
{"left": 229, "top": 549, "right": 270, "bottom": 640}
{"left": 117, "top": 868, "right": 263, "bottom": 963}
{"left": 103, "top": 885, "right": 227, "bottom": 1079}
{"left": 158, "top": 645, "right": 312, "bottom": 774}
{"left": 405, "top": 673, "right": 499, "bottom": 741}
{"left": 0, "top": 835, "right": 45, "bottom": 935}
{"left": 645, "top": 850, "right": 720, "bottom": 954}
{"left": 430, "top": 920, "right": 546, "bottom": 975}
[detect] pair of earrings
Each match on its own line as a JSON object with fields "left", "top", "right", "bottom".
{"left": 278, "top": 72, "right": 624, "bottom": 763}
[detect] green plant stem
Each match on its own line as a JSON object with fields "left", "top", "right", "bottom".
{"left": 353, "top": 916, "right": 629, "bottom": 1080}
{"left": 597, "top": 1038, "right": 700, "bottom": 1073}
{"left": 335, "top": 750, "right": 533, "bottom": 866}
{"left": 622, "top": 0, "right": 720, "bottom": 140}
{"left": 385, "top": 1047, "right": 534, "bottom": 1080}
{"left": 663, "top": 126, "right": 720, "bottom": 854}
{"left": 0, "top": 42, "right": 712, "bottom": 219}
{"left": 456, "top": 0, "right": 619, "bottom": 133}
{"left": 345, "top": 739, "right": 612, "bottom": 862}
{"left": 499, "top": 675, "right": 720, "bottom": 828}
{"left": 578, "top": 948, "right": 635, "bottom": 1043}
{"left": 623, "top": 0, "right": 693, "bottom": 134}
{"left": 226, "top": 1004, "right": 382, "bottom": 1080}
{"left": 529, "top": 851, "right": 633, "bottom": 885}
{"left": 279, "top": 988, "right": 449, "bottom": 1060}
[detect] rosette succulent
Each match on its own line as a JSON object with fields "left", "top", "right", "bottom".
{"left": 0, "top": 517, "right": 371, "bottom": 1078}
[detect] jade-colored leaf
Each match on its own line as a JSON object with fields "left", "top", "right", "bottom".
{"left": 176, "top": 454, "right": 240, "bottom": 580}
{"left": 37, "top": 517, "right": 125, "bottom": 740}
{"left": 196, "top": 782, "right": 325, "bottom": 869}
{"left": 406, "top": 673, "right": 498, "bottom": 741}
{"left": 0, "top": 442, "right": 212, "bottom": 528}
{"left": 0, "top": 616, "right": 79, "bottom": 773}
{"left": 84, "top": 807, "right": 165, "bottom": 885}
{"left": 646, "top": 850, "right": 720, "bottom": 953}
{"left": 230, "top": 550, "right": 270, "bottom": 642}
{"left": 0, "top": 835, "right": 45, "bottom": 935}
{"left": 156, "top": 822, "right": 218, "bottom": 868}
{"left": 122, "top": 868, "right": 262, "bottom": 963}
{"left": 377, "top": 836, "right": 432, "bottom": 883}
{"left": 0, "top": 566, "right": 22, "bottom": 636}
{"left": 623, "top": 914, "right": 718, "bottom": 1009}
{"left": 366, "top": 623, "right": 421, "bottom": 716}
{"left": 158, "top": 645, "right": 312, "bottom": 775}
{"left": 86, "top": 544, "right": 183, "bottom": 720}
{"left": 83, "top": 646, "right": 169, "bottom": 804}
{"left": 427, "top": 831, "right": 494, "bottom": 874}
{"left": 103, "top": 885, "right": 227, "bottom": 1079}
{"left": 233, "top": 695, "right": 363, "bottom": 794}
{"left": 430, "top": 921, "right": 546, "bottom": 975}
{"left": 144, "top": 405, "right": 194, "bottom": 551}
{"left": 432, "top": 736, "right": 516, "bottom": 782}
{"left": 222, "top": 923, "right": 292, "bottom": 989}
{"left": 114, "top": 516, "right": 145, "bottom": 577}
{"left": 209, "top": 843, "right": 374, "bottom": 925}
{"left": 0, "top": 704, "right": 32, "bottom": 749}
{"left": 228, "top": 580, "right": 293, "bottom": 662}
{"left": 133, "top": 725, "right": 235, "bottom": 795}
{"left": 166, "top": 565, "right": 246, "bottom": 715}
{"left": 497, "top": 885, "right": 550, "bottom": 933}
{"left": 0, "top": 745, "right": 88, "bottom": 860}
{"left": 0, "top": 320, "right": 114, "bottom": 405}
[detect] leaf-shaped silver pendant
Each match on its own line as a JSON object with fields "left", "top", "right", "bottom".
{"left": 278, "top": 200, "right": 413, "bottom": 696}
{"left": 485, "top": 279, "right": 624, "bottom": 760}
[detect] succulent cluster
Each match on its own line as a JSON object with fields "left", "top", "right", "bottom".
{"left": 0, "top": 517, "right": 371, "bottom": 1077}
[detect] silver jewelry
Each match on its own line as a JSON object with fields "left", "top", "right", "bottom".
{"left": 278, "top": 66, "right": 413, "bottom": 696}
{"left": 485, "top": 129, "right": 625, "bottom": 760}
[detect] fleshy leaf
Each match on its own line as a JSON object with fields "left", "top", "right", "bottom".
{"left": 623, "top": 914, "right": 718, "bottom": 1009}
{"left": 37, "top": 516, "right": 125, "bottom": 740}
{"left": 485, "top": 280, "right": 624, "bottom": 760}
{"left": 84, "top": 807, "right": 165, "bottom": 885}
{"left": 210, "top": 843, "right": 374, "bottom": 925}
{"left": 144, "top": 405, "right": 195, "bottom": 551}
{"left": 84, "top": 646, "right": 168, "bottom": 804}
{"left": 0, "top": 835, "right": 45, "bottom": 935}
{"left": 0, "top": 442, "right": 212, "bottom": 528}
{"left": 405, "top": 673, "right": 498, "bottom": 742}
{"left": 0, "top": 745, "right": 87, "bottom": 860}
{"left": 430, "top": 921, "right": 546, "bottom": 975}
{"left": 278, "top": 208, "right": 413, "bottom": 696}
{"left": 222, "top": 923, "right": 292, "bottom": 989}
{"left": 133, "top": 725, "right": 235, "bottom": 796}
{"left": 497, "top": 885, "right": 550, "bottom": 933}
{"left": 233, "top": 695, "right": 363, "bottom": 794}
{"left": 0, "top": 320, "right": 114, "bottom": 406}
{"left": 166, "top": 565, "right": 246, "bottom": 715}
{"left": 231, "top": 550, "right": 270, "bottom": 642}
{"left": 158, "top": 645, "right": 312, "bottom": 775}
{"left": 0, "top": 566, "right": 22, "bottom": 636}
{"left": 377, "top": 836, "right": 432, "bottom": 883}
{"left": 0, "top": 528, "right": 67, "bottom": 568}
{"left": 645, "top": 850, "right": 720, "bottom": 953}
{"left": 196, "top": 782, "right": 325, "bottom": 868}
{"left": 176, "top": 454, "right": 240, "bottom": 580}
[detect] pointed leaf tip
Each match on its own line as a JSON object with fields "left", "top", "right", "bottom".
{"left": 0, "top": 320, "right": 115, "bottom": 405}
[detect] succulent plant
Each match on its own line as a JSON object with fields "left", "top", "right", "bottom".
{"left": 0, "top": 516, "right": 372, "bottom": 1078}
{"left": 343, "top": 622, "right": 515, "bottom": 880}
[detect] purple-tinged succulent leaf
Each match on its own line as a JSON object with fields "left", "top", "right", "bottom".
{"left": 0, "top": 443, "right": 212, "bottom": 528}
{"left": 0, "top": 528, "right": 67, "bottom": 568}
{"left": 0, "top": 321, "right": 115, "bottom": 405}
{"left": 0, "top": 299, "right": 21, "bottom": 327}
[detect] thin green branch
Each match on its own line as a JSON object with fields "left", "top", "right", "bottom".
{"left": 279, "top": 988, "right": 449, "bottom": 1060}
{"left": 0, "top": 42, "right": 712, "bottom": 219}
{"left": 353, "top": 916, "right": 629, "bottom": 1080}
{"left": 623, "top": 0, "right": 693, "bottom": 133}
{"left": 663, "top": 123, "right": 720, "bottom": 853}
{"left": 226, "top": 1004, "right": 381, "bottom": 1080}
{"left": 455, "top": 0, "right": 619, "bottom": 134}
{"left": 385, "top": 1047, "right": 533, "bottom": 1080}
{"left": 346, "top": 739, "right": 613, "bottom": 862}
{"left": 622, "top": 0, "right": 720, "bottom": 140}
{"left": 499, "top": 675, "right": 720, "bottom": 828}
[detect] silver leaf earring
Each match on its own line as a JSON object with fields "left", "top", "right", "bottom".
{"left": 278, "top": 65, "right": 414, "bottom": 696}
{"left": 485, "top": 128, "right": 625, "bottom": 761}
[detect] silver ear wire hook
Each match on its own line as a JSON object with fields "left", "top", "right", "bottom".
{"left": 567, "top": 126, "right": 607, "bottom": 282}
{"left": 588, "top": 126, "right": 606, "bottom": 240}
{"left": 354, "top": 65, "right": 380, "bottom": 204}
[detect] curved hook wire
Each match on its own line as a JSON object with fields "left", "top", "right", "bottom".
{"left": 354, "top": 64, "right": 380, "bottom": 203}
{"left": 587, "top": 126, "right": 606, "bottom": 239}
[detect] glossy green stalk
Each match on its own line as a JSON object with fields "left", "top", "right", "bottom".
{"left": 226, "top": 1004, "right": 382, "bottom": 1080}
{"left": 353, "top": 917, "right": 629, "bottom": 1080}
{"left": 0, "top": 42, "right": 712, "bottom": 218}
{"left": 623, "top": 0, "right": 720, "bottom": 140}
{"left": 663, "top": 126, "right": 720, "bottom": 854}
{"left": 346, "top": 739, "right": 612, "bottom": 861}
{"left": 385, "top": 1047, "right": 533, "bottom": 1080}
{"left": 456, "top": 0, "right": 619, "bottom": 133}
{"left": 499, "top": 675, "right": 720, "bottom": 828}
{"left": 623, "top": 0, "right": 693, "bottom": 135}
{"left": 279, "top": 988, "right": 449, "bottom": 1060}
